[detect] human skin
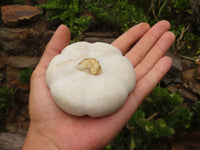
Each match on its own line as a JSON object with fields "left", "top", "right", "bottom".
{"left": 23, "top": 20, "right": 175, "bottom": 150}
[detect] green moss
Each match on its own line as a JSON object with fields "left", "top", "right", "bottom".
{"left": 0, "top": 86, "right": 16, "bottom": 119}
{"left": 18, "top": 67, "right": 34, "bottom": 84}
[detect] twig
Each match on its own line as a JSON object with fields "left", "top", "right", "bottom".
{"left": 126, "top": 112, "right": 159, "bottom": 132}
{"left": 177, "top": 25, "right": 190, "bottom": 51}
{"left": 147, "top": 1, "right": 153, "bottom": 15}
{"left": 157, "top": 0, "right": 168, "bottom": 18}
{"left": 180, "top": 54, "right": 195, "bottom": 62}
{"left": 126, "top": 125, "right": 135, "bottom": 132}
{"left": 148, "top": 1, "right": 159, "bottom": 22}
{"left": 152, "top": 3, "right": 159, "bottom": 22}
{"left": 178, "top": 41, "right": 186, "bottom": 51}
{"left": 147, "top": 112, "right": 158, "bottom": 121}
{"left": 179, "top": 25, "right": 190, "bottom": 40}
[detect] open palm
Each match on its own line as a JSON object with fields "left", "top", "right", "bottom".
{"left": 23, "top": 20, "right": 175, "bottom": 150}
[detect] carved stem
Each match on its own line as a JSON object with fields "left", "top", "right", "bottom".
{"left": 77, "top": 58, "right": 101, "bottom": 75}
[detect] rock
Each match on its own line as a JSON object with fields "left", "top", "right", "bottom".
{"left": 16, "top": 114, "right": 26, "bottom": 122}
{"left": 162, "top": 74, "right": 182, "bottom": 86}
{"left": 6, "top": 123, "right": 27, "bottom": 134}
{"left": 5, "top": 106, "right": 20, "bottom": 123}
{"left": 195, "top": 55, "right": 200, "bottom": 65}
{"left": 167, "top": 84, "right": 179, "bottom": 93}
{"left": 195, "top": 66, "right": 200, "bottom": 80}
{"left": 0, "top": 132, "right": 25, "bottom": 150}
{"left": 24, "top": 0, "right": 46, "bottom": 5}
{"left": 182, "top": 68, "right": 200, "bottom": 96}
{"left": 0, "top": 20, "right": 48, "bottom": 56}
{"left": 16, "top": 120, "right": 29, "bottom": 131}
{"left": 1, "top": 5, "right": 42, "bottom": 27}
{"left": 165, "top": 51, "right": 182, "bottom": 75}
{"left": 182, "top": 130, "right": 200, "bottom": 149}
{"left": 84, "top": 37, "right": 115, "bottom": 43}
{"left": 47, "top": 18, "right": 62, "bottom": 30}
{"left": 39, "top": 30, "right": 54, "bottom": 55}
{"left": 162, "top": 51, "right": 182, "bottom": 86}
{"left": 0, "top": 28, "right": 29, "bottom": 55}
{"left": 15, "top": 90, "right": 29, "bottom": 103}
{"left": 172, "top": 144, "right": 185, "bottom": 150}
{"left": 181, "top": 59, "right": 196, "bottom": 72}
{"left": 4, "top": 66, "right": 29, "bottom": 90}
{"left": 83, "top": 32, "right": 118, "bottom": 43}
{"left": 0, "top": 73, "right": 3, "bottom": 82}
{"left": 9, "top": 80, "right": 30, "bottom": 91}
{"left": 24, "top": 0, "right": 38, "bottom": 5}
{"left": 166, "top": 84, "right": 198, "bottom": 102}
{"left": 85, "top": 32, "right": 119, "bottom": 38}
{"left": 0, "top": 52, "right": 7, "bottom": 69}
{"left": 4, "top": 105, "right": 29, "bottom": 135}
{"left": 172, "top": 130, "right": 200, "bottom": 150}
{"left": 188, "top": 80, "right": 200, "bottom": 96}
{"left": 179, "top": 87, "right": 198, "bottom": 102}
{"left": 19, "top": 105, "right": 29, "bottom": 119}
{"left": 5, "top": 56, "right": 40, "bottom": 68}
{"left": 5, "top": 66, "right": 20, "bottom": 83}
{"left": 162, "top": 76, "right": 173, "bottom": 85}
{"left": 36, "top": 0, "right": 46, "bottom": 5}
{"left": 182, "top": 68, "right": 196, "bottom": 81}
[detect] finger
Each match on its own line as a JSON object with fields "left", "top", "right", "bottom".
{"left": 134, "top": 31, "right": 175, "bottom": 81}
{"left": 126, "top": 20, "right": 171, "bottom": 66}
{"left": 111, "top": 23, "right": 150, "bottom": 55}
{"left": 117, "top": 56, "right": 172, "bottom": 121}
{"left": 38, "top": 25, "right": 71, "bottom": 70}
{"left": 131, "top": 56, "right": 172, "bottom": 106}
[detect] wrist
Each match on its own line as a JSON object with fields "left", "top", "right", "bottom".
{"left": 23, "top": 123, "right": 58, "bottom": 150}
{"left": 23, "top": 121, "right": 100, "bottom": 150}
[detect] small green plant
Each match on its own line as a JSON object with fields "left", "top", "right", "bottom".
{"left": 0, "top": 86, "right": 16, "bottom": 119}
{"left": 40, "top": 0, "right": 148, "bottom": 38}
{"left": 0, "top": 0, "right": 24, "bottom": 5}
{"left": 171, "top": 24, "right": 200, "bottom": 56}
{"left": 104, "top": 86, "right": 197, "bottom": 150}
{"left": 191, "top": 101, "right": 200, "bottom": 128}
{"left": 14, "top": 0, "right": 24, "bottom": 4}
{"left": 172, "top": 0, "right": 192, "bottom": 14}
{"left": 39, "top": 0, "right": 91, "bottom": 38}
{"left": 18, "top": 67, "right": 34, "bottom": 84}
{"left": 84, "top": 0, "right": 149, "bottom": 32}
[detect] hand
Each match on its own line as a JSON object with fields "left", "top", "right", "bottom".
{"left": 23, "top": 20, "right": 175, "bottom": 150}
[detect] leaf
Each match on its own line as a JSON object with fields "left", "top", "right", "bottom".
{"left": 18, "top": 67, "right": 33, "bottom": 84}
{"left": 136, "top": 118, "right": 159, "bottom": 138}
{"left": 129, "top": 135, "right": 135, "bottom": 150}
{"left": 159, "top": 126, "right": 175, "bottom": 137}
{"left": 155, "top": 118, "right": 167, "bottom": 128}
{"left": 129, "top": 109, "right": 145, "bottom": 126}
{"left": 0, "top": 86, "right": 16, "bottom": 118}
{"left": 170, "top": 107, "right": 194, "bottom": 129}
